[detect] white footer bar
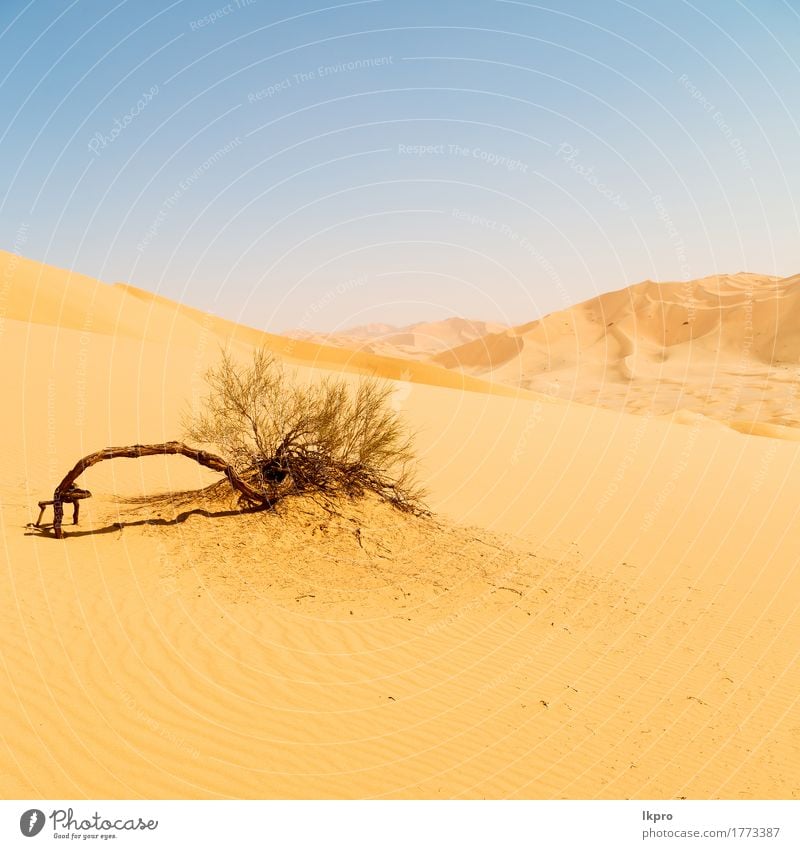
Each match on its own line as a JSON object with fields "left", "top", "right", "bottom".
{"left": 2, "top": 800, "right": 798, "bottom": 848}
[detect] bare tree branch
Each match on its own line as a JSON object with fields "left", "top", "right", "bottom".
{"left": 43, "top": 441, "right": 270, "bottom": 538}
{"left": 184, "top": 348, "right": 427, "bottom": 515}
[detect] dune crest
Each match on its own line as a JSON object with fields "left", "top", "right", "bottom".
{"left": 0, "top": 250, "right": 525, "bottom": 400}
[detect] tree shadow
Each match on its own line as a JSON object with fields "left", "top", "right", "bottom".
{"left": 25, "top": 503, "right": 271, "bottom": 540}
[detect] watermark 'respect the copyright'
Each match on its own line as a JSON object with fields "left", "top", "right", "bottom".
{"left": 398, "top": 143, "right": 528, "bottom": 172}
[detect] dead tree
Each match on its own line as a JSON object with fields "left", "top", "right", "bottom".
{"left": 36, "top": 487, "right": 92, "bottom": 528}
{"left": 38, "top": 441, "right": 271, "bottom": 539}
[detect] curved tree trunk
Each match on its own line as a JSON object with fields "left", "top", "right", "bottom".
{"left": 49, "top": 441, "right": 268, "bottom": 539}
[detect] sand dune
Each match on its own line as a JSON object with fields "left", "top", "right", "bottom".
{"left": 0, "top": 251, "right": 524, "bottom": 403}
{"left": 428, "top": 274, "right": 800, "bottom": 429}
{"left": 2, "top": 252, "right": 800, "bottom": 799}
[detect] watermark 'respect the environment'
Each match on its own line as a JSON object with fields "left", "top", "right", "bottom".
{"left": 189, "top": 0, "right": 256, "bottom": 31}
{"left": 247, "top": 56, "right": 393, "bottom": 101}
{"left": 137, "top": 136, "right": 243, "bottom": 252}
{"left": 451, "top": 208, "right": 570, "bottom": 307}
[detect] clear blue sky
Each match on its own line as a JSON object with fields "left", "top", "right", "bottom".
{"left": 2, "top": 0, "right": 799, "bottom": 331}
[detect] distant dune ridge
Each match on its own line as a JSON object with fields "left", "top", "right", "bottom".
{"left": 431, "top": 272, "right": 800, "bottom": 428}
{"left": 285, "top": 317, "right": 508, "bottom": 361}
{"left": 293, "top": 272, "right": 800, "bottom": 431}
{"left": 2, "top": 249, "right": 800, "bottom": 800}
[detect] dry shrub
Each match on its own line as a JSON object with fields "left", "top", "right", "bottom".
{"left": 183, "top": 348, "right": 427, "bottom": 515}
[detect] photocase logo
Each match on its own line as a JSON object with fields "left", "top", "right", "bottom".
{"left": 19, "top": 809, "right": 45, "bottom": 837}
{"left": 15, "top": 806, "right": 160, "bottom": 838}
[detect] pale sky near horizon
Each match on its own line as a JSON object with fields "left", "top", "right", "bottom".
{"left": 2, "top": 0, "right": 800, "bottom": 332}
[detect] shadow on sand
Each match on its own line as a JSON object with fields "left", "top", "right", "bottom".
{"left": 25, "top": 503, "right": 270, "bottom": 540}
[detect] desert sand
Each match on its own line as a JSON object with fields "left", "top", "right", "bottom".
{"left": 1, "top": 249, "right": 799, "bottom": 799}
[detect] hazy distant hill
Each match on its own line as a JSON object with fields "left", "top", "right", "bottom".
{"left": 285, "top": 317, "right": 508, "bottom": 361}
